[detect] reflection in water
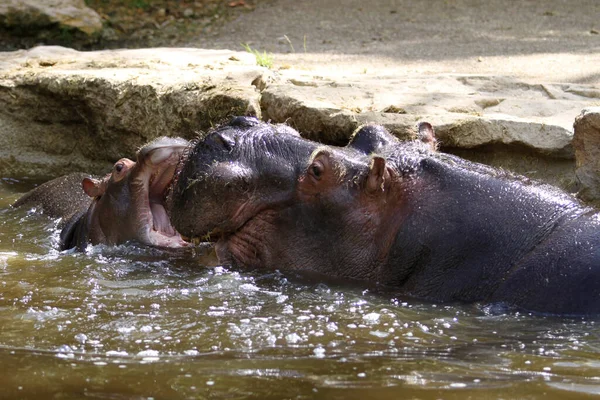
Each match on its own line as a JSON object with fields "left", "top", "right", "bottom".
{"left": 1, "top": 178, "right": 600, "bottom": 399}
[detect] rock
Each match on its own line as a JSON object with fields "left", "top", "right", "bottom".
{"left": 261, "top": 86, "right": 358, "bottom": 145}
{"left": 0, "top": 46, "right": 264, "bottom": 177}
{"left": 0, "top": 0, "right": 103, "bottom": 36}
{"left": 0, "top": 45, "right": 597, "bottom": 191}
{"left": 261, "top": 73, "right": 586, "bottom": 158}
{"left": 100, "top": 27, "right": 118, "bottom": 42}
{"left": 434, "top": 115, "right": 573, "bottom": 158}
{"left": 574, "top": 107, "right": 600, "bottom": 202}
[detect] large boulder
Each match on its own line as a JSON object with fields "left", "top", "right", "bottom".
{"left": 0, "top": 0, "right": 103, "bottom": 36}
{"left": 574, "top": 108, "right": 600, "bottom": 202}
{"left": 261, "top": 74, "right": 587, "bottom": 158}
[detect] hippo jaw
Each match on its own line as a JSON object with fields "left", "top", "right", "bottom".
{"left": 208, "top": 203, "right": 284, "bottom": 267}
{"left": 168, "top": 118, "right": 313, "bottom": 264}
{"left": 172, "top": 177, "right": 291, "bottom": 266}
{"left": 80, "top": 137, "right": 190, "bottom": 249}
{"left": 136, "top": 137, "right": 190, "bottom": 248}
{"left": 141, "top": 172, "right": 188, "bottom": 248}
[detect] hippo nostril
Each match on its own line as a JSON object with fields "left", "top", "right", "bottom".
{"left": 218, "top": 134, "right": 235, "bottom": 151}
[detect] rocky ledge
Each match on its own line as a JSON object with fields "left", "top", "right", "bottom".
{"left": 1, "top": 46, "right": 599, "bottom": 198}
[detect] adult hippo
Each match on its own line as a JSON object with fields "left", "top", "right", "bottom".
{"left": 15, "top": 137, "right": 189, "bottom": 251}
{"left": 168, "top": 117, "right": 600, "bottom": 316}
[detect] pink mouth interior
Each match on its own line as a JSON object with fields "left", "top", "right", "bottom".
{"left": 145, "top": 154, "right": 188, "bottom": 247}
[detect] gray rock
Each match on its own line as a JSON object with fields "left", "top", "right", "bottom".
{"left": 261, "top": 73, "right": 584, "bottom": 158}
{"left": 0, "top": 45, "right": 597, "bottom": 192}
{"left": 0, "top": 46, "right": 264, "bottom": 177}
{"left": 261, "top": 86, "right": 358, "bottom": 145}
{"left": 574, "top": 107, "right": 600, "bottom": 202}
{"left": 0, "top": 0, "right": 103, "bottom": 36}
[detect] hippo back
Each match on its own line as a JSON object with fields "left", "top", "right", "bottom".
{"left": 13, "top": 172, "right": 94, "bottom": 226}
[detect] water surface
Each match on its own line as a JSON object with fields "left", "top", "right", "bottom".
{"left": 1, "top": 178, "right": 600, "bottom": 399}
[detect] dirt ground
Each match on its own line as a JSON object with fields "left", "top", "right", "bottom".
{"left": 1, "top": 0, "right": 599, "bottom": 85}
{"left": 84, "top": 0, "right": 270, "bottom": 48}
{"left": 192, "top": 0, "right": 600, "bottom": 85}
{"left": 0, "top": 0, "right": 268, "bottom": 50}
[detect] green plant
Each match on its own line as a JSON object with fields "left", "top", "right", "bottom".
{"left": 132, "top": 0, "right": 150, "bottom": 10}
{"left": 241, "top": 43, "right": 274, "bottom": 68}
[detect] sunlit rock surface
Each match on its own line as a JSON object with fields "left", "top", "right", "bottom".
{"left": 0, "top": 46, "right": 263, "bottom": 177}
{"left": 261, "top": 75, "right": 586, "bottom": 159}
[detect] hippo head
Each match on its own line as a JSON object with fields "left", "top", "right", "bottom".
{"left": 76, "top": 137, "right": 189, "bottom": 249}
{"left": 169, "top": 117, "right": 435, "bottom": 280}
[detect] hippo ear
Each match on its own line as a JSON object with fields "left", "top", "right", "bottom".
{"left": 366, "top": 156, "right": 390, "bottom": 194}
{"left": 82, "top": 177, "right": 106, "bottom": 198}
{"left": 417, "top": 122, "right": 437, "bottom": 150}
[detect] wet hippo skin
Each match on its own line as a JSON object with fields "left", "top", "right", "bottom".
{"left": 13, "top": 172, "right": 96, "bottom": 228}
{"left": 15, "top": 137, "right": 189, "bottom": 251}
{"left": 62, "top": 136, "right": 190, "bottom": 250}
{"left": 168, "top": 117, "right": 600, "bottom": 316}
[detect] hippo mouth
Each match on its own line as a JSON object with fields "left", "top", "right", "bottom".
{"left": 139, "top": 139, "right": 190, "bottom": 248}
{"left": 147, "top": 171, "right": 187, "bottom": 247}
{"left": 184, "top": 199, "right": 283, "bottom": 268}
{"left": 167, "top": 144, "right": 294, "bottom": 261}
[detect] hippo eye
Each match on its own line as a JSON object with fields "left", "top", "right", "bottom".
{"left": 115, "top": 163, "right": 124, "bottom": 173}
{"left": 309, "top": 161, "right": 324, "bottom": 180}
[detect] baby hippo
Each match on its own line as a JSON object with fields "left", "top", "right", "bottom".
{"left": 59, "top": 137, "right": 190, "bottom": 250}
{"left": 13, "top": 172, "right": 96, "bottom": 227}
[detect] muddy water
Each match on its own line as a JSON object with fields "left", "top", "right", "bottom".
{"left": 1, "top": 178, "right": 600, "bottom": 400}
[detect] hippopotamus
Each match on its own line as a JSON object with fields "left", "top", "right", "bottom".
{"left": 15, "top": 137, "right": 189, "bottom": 251}
{"left": 13, "top": 172, "right": 96, "bottom": 227}
{"left": 168, "top": 117, "right": 600, "bottom": 316}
